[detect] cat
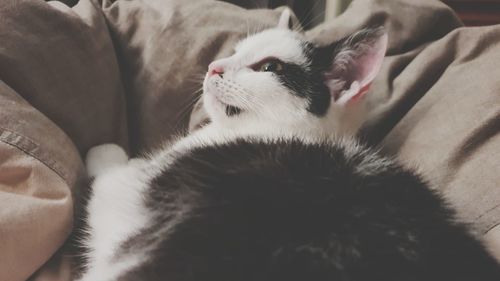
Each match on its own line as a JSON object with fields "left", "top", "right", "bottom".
{"left": 76, "top": 9, "right": 500, "bottom": 281}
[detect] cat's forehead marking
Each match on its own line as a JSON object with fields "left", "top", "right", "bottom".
{"left": 235, "top": 29, "right": 308, "bottom": 66}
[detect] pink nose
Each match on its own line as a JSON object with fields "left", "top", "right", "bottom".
{"left": 208, "top": 62, "right": 224, "bottom": 77}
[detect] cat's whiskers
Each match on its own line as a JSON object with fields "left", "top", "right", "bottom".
{"left": 174, "top": 71, "right": 206, "bottom": 130}
{"left": 294, "top": 1, "right": 325, "bottom": 31}
{"left": 184, "top": 72, "right": 207, "bottom": 84}
{"left": 219, "top": 79, "right": 257, "bottom": 112}
{"left": 173, "top": 87, "right": 203, "bottom": 132}
{"left": 235, "top": 88, "right": 303, "bottom": 122}
{"left": 245, "top": 18, "right": 251, "bottom": 38}
{"left": 226, "top": 84, "right": 299, "bottom": 120}
{"left": 234, "top": 91, "right": 258, "bottom": 112}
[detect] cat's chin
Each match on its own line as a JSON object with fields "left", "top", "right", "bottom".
{"left": 206, "top": 92, "right": 243, "bottom": 118}
{"left": 215, "top": 97, "right": 243, "bottom": 117}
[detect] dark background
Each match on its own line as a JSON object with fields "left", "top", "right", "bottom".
{"left": 442, "top": 0, "right": 500, "bottom": 26}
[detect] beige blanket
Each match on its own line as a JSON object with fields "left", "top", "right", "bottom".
{"left": 0, "top": 0, "right": 499, "bottom": 280}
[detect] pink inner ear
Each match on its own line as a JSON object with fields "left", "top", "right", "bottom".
{"left": 328, "top": 33, "right": 388, "bottom": 106}
{"left": 355, "top": 33, "right": 388, "bottom": 88}
{"left": 344, "top": 82, "right": 372, "bottom": 106}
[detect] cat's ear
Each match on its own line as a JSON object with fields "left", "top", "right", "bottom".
{"left": 277, "top": 8, "right": 292, "bottom": 30}
{"left": 322, "top": 28, "right": 388, "bottom": 106}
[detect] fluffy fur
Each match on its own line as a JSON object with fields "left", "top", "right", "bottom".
{"left": 76, "top": 9, "right": 500, "bottom": 281}
{"left": 203, "top": 20, "right": 387, "bottom": 136}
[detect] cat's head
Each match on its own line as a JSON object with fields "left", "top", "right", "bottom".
{"left": 202, "top": 9, "right": 387, "bottom": 136}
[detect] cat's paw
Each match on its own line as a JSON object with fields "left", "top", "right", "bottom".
{"left": 86, "top": 144, "right": 128, "bottom": 177}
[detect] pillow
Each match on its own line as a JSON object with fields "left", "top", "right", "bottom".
{"left": 0, "top": 0, "right": 128, "bottom": 154}
{"left": 0, "top": 0, "right": 127, "bottom": 280}
{"left": 0, "top": 81, "right": 80, "bottom": 281}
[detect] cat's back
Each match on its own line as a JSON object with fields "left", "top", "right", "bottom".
{"left": 120, "top": 137, "right": 500, "bottom": 281}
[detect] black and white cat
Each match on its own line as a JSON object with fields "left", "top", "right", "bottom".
{"left": 77, "top": 9, "right": 500, "bottom": 281}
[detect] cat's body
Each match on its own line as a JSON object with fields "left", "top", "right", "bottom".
{"left": 76, "top": 9, "right": 500, "bottom": 281}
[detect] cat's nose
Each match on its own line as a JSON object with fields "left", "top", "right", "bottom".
{"left": 208, "top": 62, "right": 224, "bottom": 78}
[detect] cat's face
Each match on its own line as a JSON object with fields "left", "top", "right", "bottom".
{"left": 203, "top": 28, "right": 312, "bottom": 126}
{"left": 202, "top": 9, "right": 387, "bottom": 135}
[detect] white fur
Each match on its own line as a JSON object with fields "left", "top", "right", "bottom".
{"left": 77, "top": 146, "right": 161, "bottom": 281}
{"left": 85, "top": 144, "right": 129, "bottom": 177}
{"left": 203, "top": 28, "right": 363, "bottom": 134}
{"left": 78, "top": 12, "right": 386, "bottom": 280}
{"left": 203, "top": 24, "right": 387, "bottom": 136}
{"left": 204, "top": 27, "right": 313, "bottom": 132}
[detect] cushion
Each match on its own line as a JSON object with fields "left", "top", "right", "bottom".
{"left": 0, "top": 0, "right": 127, "bottom": 280}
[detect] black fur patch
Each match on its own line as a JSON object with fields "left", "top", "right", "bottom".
{"left": 117, "top": 139, "right": 500, "bottom": 281}
{"left": 276, "top": 28, "right": 387, "bottom": 117}
{"left": 276, "top": 42, "right": 331, "bottom": 116}
{"left": 274, "top": 41, "right": 341, "bottom": 117}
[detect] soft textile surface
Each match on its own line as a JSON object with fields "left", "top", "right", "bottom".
{"left": 0, "top": 0, "right": 499, "bottom": 280}
{"left": 0, "top": 0, "right": 127, "bottom": 280}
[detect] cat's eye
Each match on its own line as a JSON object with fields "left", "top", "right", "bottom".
{"left": 259, "top": 61, "right": 283, "bottom": 72}
{"left": 252, "top": 58, "right": 284, "bottom": 73}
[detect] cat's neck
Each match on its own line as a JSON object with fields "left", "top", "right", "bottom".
{"left": 208, "top": 121, "right": 317, "bottom": 139}
{"left": 196, "top": 119, "right": 350, "bottom": 146}
{"left": 155, "top": 118, "right": 356, "bottom": 166}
